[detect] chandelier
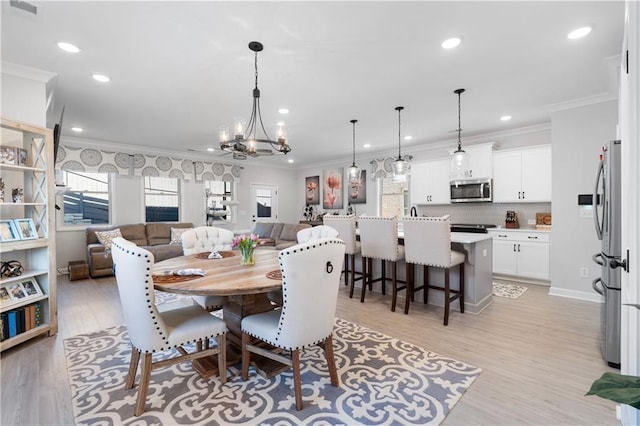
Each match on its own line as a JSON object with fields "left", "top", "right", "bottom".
{"left": 219, "top": 41, "right": 291, "bottom": 160}
{"left": 450, "top": 88, "right": 470, "bottom": 178}
{"left": 347, "top": 119, "right": 361, "bottom": 185}
{"left": 392, "top": 106, "right": 410, "bottom": 181}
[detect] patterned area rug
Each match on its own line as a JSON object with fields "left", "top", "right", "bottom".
{"left": 492, "top": 282, "right": 528, "bottom": 299}
{"left": 64, "top": 318, "right": 481, "bottom": 425}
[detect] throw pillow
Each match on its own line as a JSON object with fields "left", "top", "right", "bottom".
{"left": 170, "top": 227, "right": 192, "bottom": 245}
{"left": 95, "top": 228, "right": 122, "bottom": 250}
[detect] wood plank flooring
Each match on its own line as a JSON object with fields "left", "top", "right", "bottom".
{"left": 0, "top": 275, "right": 619, "bottom": 425}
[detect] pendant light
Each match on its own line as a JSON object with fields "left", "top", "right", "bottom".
{"left": 348, "top": 119, "right": 361, "bottom": 185}
{"left": 450, "top": 88, "right": 470, "bottom": 178}
{"left": 392, "top": 106, "right": 409, "bottom": 181}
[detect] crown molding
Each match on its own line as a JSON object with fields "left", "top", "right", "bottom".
{"left": 1, "top": 61, "right": 56, "bottom": 83}
{"left": 546, "top": 92, "right": 617, "bottom": 113}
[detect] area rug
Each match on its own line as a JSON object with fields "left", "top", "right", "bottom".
{"left": 64, "top": 318, "right": 481, "bottom": 425}
{"left": 492, "top": 281, "right": 528, "bottom": 299}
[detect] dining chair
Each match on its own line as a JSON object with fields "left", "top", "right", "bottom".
{"left": 111, "top": 237, "right": 228, "bottom": 416}
{"left": 181, "top": 226, "right": 234, "bottom": 311}
{"left": 241, "top": 238, "right": 346, "bottom": 410}
{"left": 402, "top": 215, "right": 465, "bottom": 325}
{"left": 358, "top": 215, "right": 408, "bottom": 313}
{"left": 295, "top": 224, "right": 339, "bottom": 243}
{"left": 323, "top": 214, "right": 363, "bottom": 297}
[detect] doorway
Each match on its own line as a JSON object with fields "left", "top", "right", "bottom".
{"left": 250, "top": 184, "right": 278, "bottom": 225}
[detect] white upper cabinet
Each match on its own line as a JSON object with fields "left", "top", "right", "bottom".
{"left": 448, "top": 142, "right": 494, "bottom": 180}
{"left": 492, "top": 145, "right": 551, "bottom": 203}
{"left": 410, "top": 158, "right": 450, "bottom": 205}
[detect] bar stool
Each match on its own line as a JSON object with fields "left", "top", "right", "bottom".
{"left": 358, "top": 215, "right": 408, "bottom": 313}
{"left": 402, "top": 215, "right": 465, "bottom": 325}
{"left": 323, "top": 214, "right": 363, "bottom": 297}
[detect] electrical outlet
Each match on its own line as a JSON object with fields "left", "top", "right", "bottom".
{"left": 580, "top": 267, "right": 589, "bottom": 278}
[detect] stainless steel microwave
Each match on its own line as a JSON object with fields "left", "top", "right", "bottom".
{"left": 450, "top": 178, "right": 492, "bottom": 202}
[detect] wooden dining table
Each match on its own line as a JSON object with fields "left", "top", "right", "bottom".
{"left": 152, "top": 249, "right": 284, "bottom": 377}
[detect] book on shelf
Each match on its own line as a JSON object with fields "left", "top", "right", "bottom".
{"left": 0, "top": 301, "right": 41, "bottom": 341}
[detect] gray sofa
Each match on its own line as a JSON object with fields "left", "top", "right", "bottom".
{"left": 85, "top": 222, "right": 193, "bottom": 277}
{"left": 252, "top": 222, "right": 311, "bottom": 250}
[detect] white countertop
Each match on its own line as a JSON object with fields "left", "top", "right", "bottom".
{"left": 488, "top": 227, "right": 551, "bottom": 234}
{"left": 357, "top": 229, "right": 493, "bottom": 244}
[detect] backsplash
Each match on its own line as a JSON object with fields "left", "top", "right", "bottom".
{"left": 415, "top": 202, "right": 551, "bottom": 228}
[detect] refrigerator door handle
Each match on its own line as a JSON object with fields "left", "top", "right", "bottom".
{"left": 592, "top": 158, "right": 604, "bottom": 240}
{"left": 592, "top": 277, "right": 604, "bottom": 295}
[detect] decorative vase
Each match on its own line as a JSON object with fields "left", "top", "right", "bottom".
{"left": 240, "top": 248, "right": 255, "bottom": 266}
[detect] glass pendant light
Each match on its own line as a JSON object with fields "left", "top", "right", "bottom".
{"left": 393, "top": 106, "right": 409, "bottom": 181}
{"left": 450, "top": 88, "right": 470, "bottom": 179}
{"left": 348, "top": 119, "right": 361, "bottom": 185}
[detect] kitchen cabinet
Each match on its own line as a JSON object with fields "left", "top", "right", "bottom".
{"left": 409, "top": 158, "right": 450, "bottom": 204}
{"left": 448, "top": 142, "right": 494, "bottom": 180}
{"left": 492, "top": 145, "right": 551, "bottom": 202}
{"left": 488, "top": 229, "right": 550, "bottom": 281}
{"left": 0, "top": 118, "right": 57, "bottom": 351}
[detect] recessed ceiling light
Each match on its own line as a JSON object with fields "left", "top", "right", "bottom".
{"left": 287, "top": 158, "right": 294, "bottom": 163}
{"left": 57, "top": 42, "right": 80, "bottom": 53}
{"left": 500, "top": 115, "right": 512, "bottom": 121}
{"left": 568, "top": 26, "right": 592, "bottom": 39}
{"left": 363, "top": 143, "right": 371, "bottom": 149}
{"left": 404, "top": 135, "right": 413, "bottom": 141}
{"left": 71, "top": 127, "right": 83, "bottom": 132}
{"left": 278, "top": 108, "right": 289, "bottom": 114}
{"left": 92, "top": 73, "right": 110, "bottom": 83}
{"left": 206, "top": 147, "right": 215, "bottom": 152}
{"left": 441, "top": 37, "right": 461, "bottom": 49}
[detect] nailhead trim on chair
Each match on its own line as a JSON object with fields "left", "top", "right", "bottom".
{"left": 112, "top": 240, "right": 228, "bottom": 354}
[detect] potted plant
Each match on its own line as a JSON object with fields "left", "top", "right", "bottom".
{"left": 586, "top": 372, "right": 640, "bottom": 409}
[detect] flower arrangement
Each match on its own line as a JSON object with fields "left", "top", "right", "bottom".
{"left": 232, "top": 234, "right": 259, "bottom": 265}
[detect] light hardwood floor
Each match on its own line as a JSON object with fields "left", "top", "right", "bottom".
{"left": 0, "top": 274, "right": 619, "bottom": 425}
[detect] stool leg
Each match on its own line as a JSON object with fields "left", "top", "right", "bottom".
{"left": 381, "top": 260, "right": 386, "bottom": 295}
{"left": 344, "top": 253, "right": 349, "bottom": 286}
{"left": 360, "top": 257, "right": 368, "bottom": 303}
{"left": 367, "top": 258, "right": 373, "bottom": 290}
{"left": 459, "top": 262, "right": 465, "bottom": 314}
{"left": 390, "top": 261, "right": 397, "bottom": 312}
{"left": 404, "top": 262, "right": 412, "bottom": 315}
{"left": 444, "top": 268, "right": 451, "bottom": 326}
{"left": 350, "top": 254, "right": 356, "bottom": 294}
{"left": 423, "top": 265, "right": 429, "bottom": 304}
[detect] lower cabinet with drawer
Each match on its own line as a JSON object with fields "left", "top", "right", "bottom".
{"left": 487, "top": 229, "right": 550, "bottom": 281}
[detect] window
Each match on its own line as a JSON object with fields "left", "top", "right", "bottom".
{"left": 144, "top": 176, "right": 179, "bottom": 222}
{"left": 61, "top": 171, "right": 110, "bottom": 225}
{"left": 379, "top": 176, "right": 409, "bottom": 218}
{"left": 205, "top": 180, "right": 234, "bottom": 224}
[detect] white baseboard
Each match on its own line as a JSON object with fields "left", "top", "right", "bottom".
{"left": 548, "top": 286, "right": 603, "bottom": 303}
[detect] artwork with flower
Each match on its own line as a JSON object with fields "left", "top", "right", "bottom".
{"left": 305, "top": 175, "right": 320, "bottom": 204}
{"left": 323, "top": 168, "right": 343, "bottom": 209}
{"left": 349, "top": 169, "right": 367, "bottom": 204}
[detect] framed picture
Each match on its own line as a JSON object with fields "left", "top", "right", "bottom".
{"left": 0, "top": 286, "right": 11, "bottom": 305}
{"left": 0, "top": 146, "right": 16, "bottom": 165}
{"left": 348, "top": 169, "right": 367, "bottom": 204}
{"left": 323, "top": 168, "right": 344, "bottom": 210}
{"left": 305, "top": 175, "right": 320, "bottom": 205}
{"left": 14, "top": 218, "right": 37, "bottom": 240}
{"left": 16, "top": 148, "right": 28, "bottom": 166}
{"left": 20, "top": 277, "right": 42, "bottom": 297}
{"left": 7, "top": 282, "right": 27, "bottom": 300}
{"left": 0, "top": 220, "right": 20, "bottom": 242}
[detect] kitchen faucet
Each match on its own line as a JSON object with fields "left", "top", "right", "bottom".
{"left": 410, "top": 206, "right": 418, "bottom": 217}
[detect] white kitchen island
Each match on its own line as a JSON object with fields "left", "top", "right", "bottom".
{"left": 357, "top": 230, "right": 494, "bottom": 315}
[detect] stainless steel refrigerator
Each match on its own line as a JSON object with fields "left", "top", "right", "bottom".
{"left": 592, "top": 140, "right": 621, "bottom": 368}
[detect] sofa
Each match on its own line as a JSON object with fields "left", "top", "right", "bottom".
{"left": 86, "top": 222, "right": 193, "bottom": 277}
{"left": 252, "top": 222, "right": 312, "bottom": 250}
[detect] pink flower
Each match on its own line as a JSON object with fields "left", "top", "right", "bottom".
{"left": 326, "top": 175, "right": 341, "bottom": 190}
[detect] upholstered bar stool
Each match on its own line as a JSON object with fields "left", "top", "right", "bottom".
{"left": 402, "top": 215, "right": 465, "bottom": 325}
{"left": 323, "top": 214, "right": 363, "bottom": 296}
{"left": 358, "top": 215, "right": 408, "bottom": 313}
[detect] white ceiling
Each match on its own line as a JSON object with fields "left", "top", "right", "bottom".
{"left": 1, "top": 1, "right": 625, "bottom": 167}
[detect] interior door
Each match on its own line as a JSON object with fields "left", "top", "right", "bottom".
{"left": 250, "top": 183, "right": 278, "bottom": 224}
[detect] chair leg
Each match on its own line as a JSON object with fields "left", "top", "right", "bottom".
{"left": 292, "top": 349, "right": 303, "bottom": 411}
{"left": 350, "top": 254, "right": 356, "bottom": 293}
{"left": 390, "top": 261, "right": 397, "bottom": 312}
{"left": 343, "top": 253, "right": 349, "bottom": 286}
{"left": 241, "top": 332, "right": 251, "bottom": 380}
{"left": 459, "top": 262, "right": 465, "bottom": 314}
{"left": 216, "top": 333, "right": 227, "bottom": 384}
{"left": 367, "top": 258, "right": 373, "bottom": 290}
{"left": 423, "top": 265, "right": 429, "bottom": 304}
{"left": 404, "top": 262, "right": 412, "bottom": 315}
{"left": 323, "top": 335, "right": 340, "bottom": 387}
{"left": 360, "top": 257, "right": 367, "bottom": 302}
{"left": 125, "top": 346, "right": 140, "bottom": 390}
{"left": 381, "top": 260, "right": 386, "bottom": 295}
{"left": 444, "top": 268, "right": 451, "bottom": 326}
{"left": 134, "top": 353, "right": 153, "bottom": 416}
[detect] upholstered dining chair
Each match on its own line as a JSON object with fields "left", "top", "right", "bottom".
{"left": 358, "top": 215, "right": 408, "bottom": 313}
{"left": 181, "top": 226, "right": 234, "bottom": 311}
{"left": 241, "top": 238, "right": 346, "bottom": 410}
{"left": 323, "top": 214, "right": 363, "bottom": 297}
{"left": 402, "top": 215, "right": 465, "bottom": 325}
{"left": 111, "top": 237, "right": 228, "bottom": 417}
{"left": 296, "top": 224, "right": 339, "bottom": 243}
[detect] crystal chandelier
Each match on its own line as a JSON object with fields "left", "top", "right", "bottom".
{"left": 347, "top": 119, "right": 361, "bottom": 185}
{"left": 219, "top": 41, "right": 291, "bottom": 160}
{"left": 450, "top": 88, "right": 470, "bottom": 178}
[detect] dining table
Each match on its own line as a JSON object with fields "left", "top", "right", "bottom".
{"left": 152, "top": 248, "right": 285, "bottom": 377}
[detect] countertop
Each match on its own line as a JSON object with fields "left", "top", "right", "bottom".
{"left": 488, "top": 227, "right": 551, "bottom": 234}
{"left": 397, "top": 231, "right": 494, "bottom": 244}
